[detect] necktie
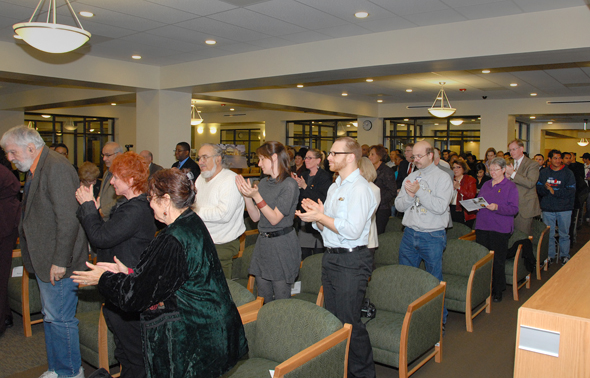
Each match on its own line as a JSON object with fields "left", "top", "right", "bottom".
{"left": 408, "top": 163, "right": 413, "bottom": 174}
{"left": 514, "top": 160, "right": 519, "bottom": 171}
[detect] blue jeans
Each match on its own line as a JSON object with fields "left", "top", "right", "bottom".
{"left": 399, "top": 228, "right": 448, "bottom": 323}
{"left": 37, "top": 277, "right": 81, "bottom": 378}
{"left": 542, "top": 211, "right": 572, "bottom": 259}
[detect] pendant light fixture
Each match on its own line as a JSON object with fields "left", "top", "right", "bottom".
{"left": 578, "top": 119, "right": 589, "bottom": 147}
{"left": 428, "top": 82, "right": 456, "bottom": 118}
{"left": 450, "top": 119, "right": 463, "bottom": 126}
{"left": 13, "top": 0, "right": 91, "bottom": 54}
{"left": 191, "top": 101, "right": 203, "bottom": 126}
{"left": 64, "top": 117, "right": 77, "bottom": 131}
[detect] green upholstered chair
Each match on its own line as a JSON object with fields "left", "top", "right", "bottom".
{"left": 224, "top": 299, "right": 352, "bottom": 378}
{"left": 531, "top": 219, "right": 550, "bottom": 280}
{"left": 374, "top": 232, "right": 403, "bottom": 269}
{"left": 292, "top": 253, "right": 324, "bottom": 306}
{"left": 442, "top": 239, "right": 494, "bottom": 332}
{"left": 7, "top": 249, "right": 42, "bottom": 337}
{"left": 446, "top": 223, "right": 473, "bottom": 240}
{"left": 365, "top": 265, "right": 446, "bottom": 378}
{"left": 226, "top": 279, "right": 264, "bottom": 324}
{"left": 76, "top": 285, "right": 117, "bottom": 372}
{"left": 506, "top": 230, "right": 532, "bottom": 301}
{"left": 384, "top": 216, "right": 404, "bottom": 233}
{"left": 232, "top": 245, "right": 256, "bottom": 294}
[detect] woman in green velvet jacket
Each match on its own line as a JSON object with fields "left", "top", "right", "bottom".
{"left": 73, "top": 168, "right": 247, "bottom": 378}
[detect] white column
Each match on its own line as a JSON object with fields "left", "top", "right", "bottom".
{"left": 0, "top": 110, "right": 24, "bottom": 136}
{"left": 136, "top": 90, "right": 191, "bottom": 168}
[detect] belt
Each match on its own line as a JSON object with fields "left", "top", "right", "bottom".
{"left": 325, "top": 245, "right": 367, "bottom": 254}
{"left": 259, "top": 226, "right": 293, "bottom": 238}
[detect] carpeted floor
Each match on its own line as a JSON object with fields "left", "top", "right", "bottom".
{"left": 2, "top": 222, "right": 588, "bottom": 378}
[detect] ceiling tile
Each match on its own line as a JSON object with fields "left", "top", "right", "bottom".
{"left": 208, "top": 8, "right": 306, "bottom": 36}
{"left": 176, "top": 17, "right": 269, "bottom": 42}
{"left": 61, "top": 3, "right": 166, "bottom": 32}
{"left": 296, "top": 0, "right": 395, "bottom": 21}
{"left": 545, "top": 68, "right": 590, "bottom": 84}
{"left": 247, "top": 36, "right": 292, "bottom": 48}
{"left": 145, "top": 0, "right": 237, "bottom": 16}
{"left": 217, "top": 42, "right": 264, "bottom": 53}
{"left": 454, "top": 1, "right": 523, "bottom": 19}
{"left": 315, "top": 23, "right": 371, "bottom": 38}
{"left": 0, "top": 1, "right": 37, "bottom": 22}
{"left": 77, "top": 19, "right": 137, "bottom": 39}
{"left": 121, "top": 33, "right": 199, "bottom": 53}
{"left": 512, "top": 0, "right": 585, "bottom": 12}
{"left": 369, "top": 0, "right": 450, "bottom": 16}
{"left": 510, "top": 71, "right": 565, "bottom": 90}
{"left": 247, "top": 0, "right": 347, "bottom": 30}
{"left": 402, "top": 8, "right": 467, "bottom": 26}
{"left": 280, "top": 30, "right": 333, "bottom": 43}
{"left": 441, "top": 0, "right": 507, "bottom": 7}
{"left": 77, "top": 0, "right": 198, "bottom": 23}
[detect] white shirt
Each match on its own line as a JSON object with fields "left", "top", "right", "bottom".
{"left": 510, "top": 155, "right": 524, "bottom": 180}
{"left": 367, "top": 182, "right": 380, "bottom": 249}
{"left": 195, "top": 169, "right": 246, "bottom": 244}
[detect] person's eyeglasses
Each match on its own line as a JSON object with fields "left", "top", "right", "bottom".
{"left": 197, "top": 155, "right": 219, "bottom": 161}
{"left": 489, "top": 168, "right": 503, "bottom": 172}
{"left": 327, "top": 151, "right": 353, "bottom": 157}
{"left": 304, "top": 156, "right": 318, "bottom": 160}
{"left": 101, "top": 152, "right": 118, "bottom": 158}
{"left": 411, "top": 154, "right": 428, "bottom": 161}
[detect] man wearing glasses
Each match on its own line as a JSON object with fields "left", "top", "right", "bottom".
{"left": 195, "top": 144, "right": 245, "bottom": 278}
{"left": 172, "top": 142, "right": 200, "bottom": 181}
{"left": 395, "top": 141, "right": 453, "bottom": 326}
{"left": 297, "top": 137, "right": 377, "bottom": 378}
{"left": 98, "top": 141, "right": 124, "bottom": 220}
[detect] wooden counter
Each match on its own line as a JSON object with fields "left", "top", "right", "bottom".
{"left": 514, "top": 243, "right": 590, "bottom": 377}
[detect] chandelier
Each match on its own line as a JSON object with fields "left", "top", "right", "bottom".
{"left": 578, "top": 119, "right": 589, "bottom": 147}
{"left": 191, "top": 101, "right": 204, "bottom": 126}
{"left": 13, "top": 0, "right": 91, "bottom": 54}
{"left": 428, "top": 82, "right": 456, "bottom": 118}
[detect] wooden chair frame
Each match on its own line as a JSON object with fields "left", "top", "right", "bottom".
{"left": 509, "top": 242, "right": 531, "bottom": 301}
{"left": 535, "top": 225, "right": 550, "bottom": 280}
{"left": 237, "top": 297, "right": 264, "bottom": 324}
{"left": 458, "top": 230, "right": 476, "bottom": 241}
{"left": 399, "top": 281, "right": 446, "bottom": 378}
{"left": 11, "top": 249, "right": 43, "bottom": 337}
{"left": 237, "top": 229, "right": 259, "bottom": 259}
{"left": 464, "top": 251, "right": 494, "bottom": 332}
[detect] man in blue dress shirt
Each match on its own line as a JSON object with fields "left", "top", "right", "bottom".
{"left": 297, "top": 136, "right": 377, "bottom": 378}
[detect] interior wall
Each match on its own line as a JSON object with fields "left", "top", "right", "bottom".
{"left": 0, "top": 110, "right": 25, "bottom": 136}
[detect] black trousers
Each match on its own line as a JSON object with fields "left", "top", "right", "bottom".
{"left": 322, "top": 249, "right": 375, "bottom": 378}
{"left": 475, "top": 230, "right": 510, "bottom": 296}
{"left": 0, "top": 229, "right": 18, "bottom": 333}
{"left": 375, "top": 208, "right": 390, "bottom": 235}
{"left": 102, "top": 304, "right": 146, "bottom": 378}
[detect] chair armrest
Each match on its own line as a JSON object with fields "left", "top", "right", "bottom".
{"left": 12, "top": 249, "right": 21, "bottom": 258}
{"left": 236, "top": 230, "right": 259, "bottom": 260}
{"left": 240, "top": 305, "right": 261, "bottom": 325}
{"left": 316, "top": 286, "right": 324, "bottom": 307}
{"left": 466, "top": 251, "right": 494, "bottom": 312}
{"left": 247, "top": 275, "right": 255, "bottom": 293}
{"left": 237, "top": 297, "right": 264, "bottom": 324}
{"left": 458, "top": 231, "right": 476, "bottom": 241}
{"left": 274, "top": 323, "right": 352, "bottom": 378}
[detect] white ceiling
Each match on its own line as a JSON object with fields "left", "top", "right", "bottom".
{"left": 1, "top": 0, "right": 590, "bottom": 120}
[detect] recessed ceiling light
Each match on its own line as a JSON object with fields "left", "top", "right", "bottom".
{"left": 530, "top": 93, "right": 537, "bottom": 96}
{"left": 355, "top": 11, "right": 369, "bottom": 18}
{"left": 404, "top": 119, "right": 409, "bottom": 121}
{"left": 530, "top": 116, "right": 536, "bottom": 119}
{"left": 342, "top": 92, "right": 348, "bottom": 96}
{"left": 230, "top": 108, "right": 235, "bottom": 111}
{"left": 510, "top": 83, "right": 518, "bottom": 87}
{"left": 482, "top": 70, "right": 491, "bottom": 74}
{"left": 406, "top": 89, "right": 413, "bottom": 93}
{"left": 377, "top": 99, "right": 383, "bottom": 103}
{"left": 366, "top": 78, "right": 373, "bottom": 82}
{"left": 132, "top": 55, "right": 141, "bottom": 60}
{"left": 205, "top": 40, "right": 216, "bottom": 45}
{"left": 434, "top": 123, "right": 439, "bottom": 126}
{"left": 548, "top": 121, "right": 553, "bottom": 124}
{"left": 297, "top": 84, "right": 304, "bottom": 88}
{"left": 79, "top": 11, "right": 94, "bottom": 17}
{"left": 41, "top": 115, "right": 51, "bottom": 118}
{"left": 111, "top": 103, "right": 117, "bottom": 106}
{"left": 13, "top": 34, "right": 22, "bottom": 40}
{"left": 478, "top": 117, "right": 481, "bottom": 119}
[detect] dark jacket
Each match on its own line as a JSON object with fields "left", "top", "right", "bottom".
{"left": 297, "top": 168, "right": 332, "bottom": 207}
{"left": 98, "top": 209, "right": 248, "bottom": 378}
{"left": 374, "top": 162, "right": 396, "bottom": 210}
{"left": 77, "top": 194, "right": 157, "bottom": 267}
{"left": 536, "top": 165, "right": 576, "bottom": 212}
{"left": 173, "top": 157, "right": 200, "bottom": 181}
{"left": 396, "top": 159, "right": 410, "bottom": 189}
{"left": 19, "top": 147, "right": 88, "bottom": 282}
{"left": 0, "top": 164, "right": 20, "bottom": 238}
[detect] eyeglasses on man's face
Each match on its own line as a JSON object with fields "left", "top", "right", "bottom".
{"left": 101, "top": 152, "right": 118, "bottom": 158}
{"left": 197, "top": 155, "right": 219, "bottom": 161}
{"left": 327, "top": 151, "right": 353, "bottom": 157}
{"left": 411, "top": 154, "right": 428, "bottom": 161}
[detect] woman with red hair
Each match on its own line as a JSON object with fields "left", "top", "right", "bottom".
{"left": 75, "top": 151, "right": 156, "bottom": 378}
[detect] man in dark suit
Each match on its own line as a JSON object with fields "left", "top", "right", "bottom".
{"left": 396, "top": 143, "right": 414, "bottom": 191}
{"left": 506, "top": 139, "right": 541, "bottom": 236}
{"left": 172, "top": 142, "right": 200, "bottom": 180}
{"left": 139, "top": 149, "right": 163, "bottom": 178}
{"left": 1, "top": 126, "right": 87, "bottom": 378}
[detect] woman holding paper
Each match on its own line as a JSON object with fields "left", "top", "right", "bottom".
{"left": 474, "top": 157, "right": 519, "bottom": 303}
{"left": 451, "top": 158, "right": 477, "bottom": 228}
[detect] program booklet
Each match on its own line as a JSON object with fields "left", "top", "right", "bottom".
{"left": 459, "top": 197, "right": 489, "bottom": 212}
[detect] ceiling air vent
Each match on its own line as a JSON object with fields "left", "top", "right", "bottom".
{"left": 546, "top": 100, "right": 590, "bottom": 105}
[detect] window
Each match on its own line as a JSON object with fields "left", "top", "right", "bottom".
{"left": 220, "top": 128, "right": 261, "bottom": 167}
{"left": 286, "top": 119, "right": 357, "bottom": 152}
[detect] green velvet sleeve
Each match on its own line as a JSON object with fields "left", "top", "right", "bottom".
{"left": 98, "top": 234, "right": 189, "bottom": 312}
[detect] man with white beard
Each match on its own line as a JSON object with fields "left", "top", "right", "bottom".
{"left": 195, "top": 143, "right": 245, "bottom": 278}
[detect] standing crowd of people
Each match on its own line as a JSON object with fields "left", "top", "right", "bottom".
{"left": 0, "top": 122, "right": 587, "bottom": 378}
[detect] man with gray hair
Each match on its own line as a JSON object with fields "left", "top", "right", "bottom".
{"left": 98, "top": 141, "right": 123, "bottom": 220}
{"left": 195, "top": 143, "right": 245, "bottom": 278}
{"left": 1, "top": 125, "right": 87, "bottom": 378}
{"left": 139, "top": 149, "right": 163, "bottom": 178}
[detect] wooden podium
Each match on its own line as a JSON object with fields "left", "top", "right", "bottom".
{"left": 514, "top": 243, "right": 590, "bottom": 377}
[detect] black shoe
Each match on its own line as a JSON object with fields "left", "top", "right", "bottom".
{"left": 4, "top": 318, "right": 13, "bottom": 329}
{"left": 493, "top": 293, "right": 502, "bottom": 302}
{"left": 561, "top": 256, "right": 570, "bottom": 265}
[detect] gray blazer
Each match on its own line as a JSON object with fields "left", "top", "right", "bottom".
{"left": 19, "top": 147, "right": 88, "bottom": 283}
{"left": 149, "top": 163, "right": 163, "bottom": 178}
{"left": 512, "top": 156, "right": 541, "bottom": 219}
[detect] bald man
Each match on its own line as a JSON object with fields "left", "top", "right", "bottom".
{"left": 139, "top": 150, "right": 163, "bottom": 178}
{"left": 99, "top": 142, "right": 124, "bottom": 220}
